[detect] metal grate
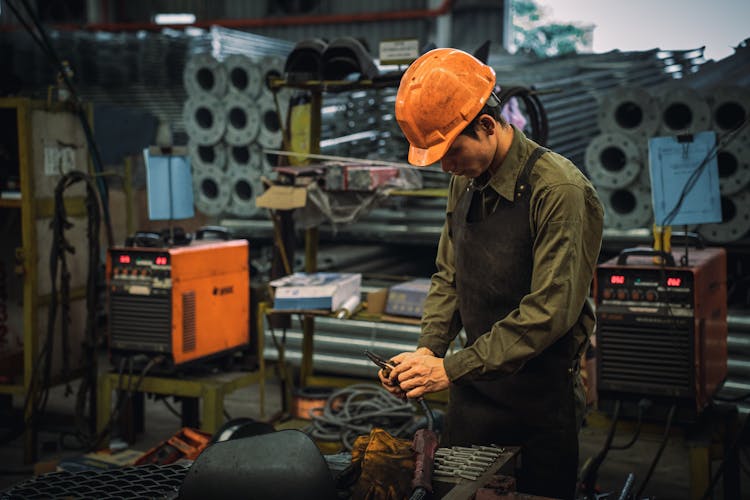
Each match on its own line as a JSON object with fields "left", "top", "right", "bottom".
{"left": 0, "top": 463, "right": 189, "bottom": 499}
{"left": 182, "top": 291, "right": 196, "bottom": 353}
{"left": 599, "top": 323, "right": 693, "bottom": 397}
{"left": 110, "top": 294, "right": 171, "bottom": 350}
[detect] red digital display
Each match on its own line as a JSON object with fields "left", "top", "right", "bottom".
{"left": 155, "top": 256, "right": 168, "bottom": 266}
{"left": 118, "top": 255, "right": 131, "bottom": 264}
{"left": 610, "top": 275, "right": 625, "bottom": 285}
{"left": 667, "top": 277, "right": 682, "bottom": 287}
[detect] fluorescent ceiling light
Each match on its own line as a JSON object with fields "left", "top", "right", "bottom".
{"left": 154, "top": 13, "right": 196, "bottom": 25}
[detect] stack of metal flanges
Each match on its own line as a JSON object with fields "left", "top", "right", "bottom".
{"left": 433, "top": 445, "right": 506, "bottom": 481}
{"left": 183, "top": 52, "right": 291, "bottom": 217}
{"left": 586, "top": 83, "right": 750, "bottom": 242}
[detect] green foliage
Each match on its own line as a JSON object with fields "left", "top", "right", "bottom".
{"left": 512, "top": 0, "right": 590, "bottom": 57}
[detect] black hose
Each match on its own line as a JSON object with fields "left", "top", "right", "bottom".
{"left": 497, "top": 86, "right": 550, "bottom": 146}
{"left": 612, "top": 399, "right": 650, "bottom": 450}
{"left": 635, "top": 404, "right": 677, "bottom": 498}
{"left": 582, "top": 400, "right": 621, "bottom": 498}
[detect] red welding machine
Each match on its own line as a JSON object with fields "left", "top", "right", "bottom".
{"left": 595, "top": 246, "right": 727, "bottom": 418}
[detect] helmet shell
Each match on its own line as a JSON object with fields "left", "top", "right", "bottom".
{"left": 395, "top": 48, "right": 496, "bottom": 166}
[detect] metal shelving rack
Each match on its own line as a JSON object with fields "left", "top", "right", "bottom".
{"left": 0, "top": 97, "right": 92, "bottom": 461}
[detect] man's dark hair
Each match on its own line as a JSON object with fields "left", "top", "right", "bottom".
{"left": 461, "top": 93, "right": 506, "bottom": 139}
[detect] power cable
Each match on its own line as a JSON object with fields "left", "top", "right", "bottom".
{"left": 20, "top": 171, "right": 102, "bottom": 454}
{"left": 660, "top": 118, "right": 749, "bottom": 228}
{"left": 87, "top": 355, "right": 166, "bottom": 451}
{"left": 305, "top": 384, "right": 415, "bottom": 450}
{"left": 580, "top": 399, "right": 621, "bottom": 498}
{"left": 8, "top": 0, "right": 114, "bottom": 247}
{"left": 611, "top": 398, "right": 651, "bottom": 450}
{"left": 635, "top": 403, "right": 677, "bottom": 498}
{"left": 161, "top": 397, "right": 183, "bottom": 421}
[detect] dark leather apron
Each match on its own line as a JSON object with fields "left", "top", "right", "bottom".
{"left": 445, "top": 147, "right": 579, "bottom": 500}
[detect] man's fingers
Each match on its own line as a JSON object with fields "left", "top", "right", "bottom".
{"left": 405, "top": 386, "right": 425, "bottom": 399}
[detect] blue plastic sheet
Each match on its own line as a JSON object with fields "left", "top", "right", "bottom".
{"left": 648, "top": 131, "right": 722, "bottom": 226}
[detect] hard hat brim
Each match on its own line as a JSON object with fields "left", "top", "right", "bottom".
{"left": 407, "top": 136, "right": 454, "bottom": 167}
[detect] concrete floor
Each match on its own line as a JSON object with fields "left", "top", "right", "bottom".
{"left": 1, "top": 368, "right": 748, "bottom": 499}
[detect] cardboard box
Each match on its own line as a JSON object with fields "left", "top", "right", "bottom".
{"left": 366, "top": 288, "right": 388, "bottom": 314}
{"left": 271, "top": 272, "right": 362, "bottom": 311}
{"left": 255, "top": 185, "right": 308, "bottom": 210}
{"left": 385, "top": 278, "right": 431, "bottom": 318}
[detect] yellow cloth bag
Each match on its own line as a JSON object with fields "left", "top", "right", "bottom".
{"left": 351, "top": 428, "right": 415, "bottom": 500}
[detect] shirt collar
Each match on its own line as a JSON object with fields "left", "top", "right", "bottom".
{"left": 486, "top": 125, "right": 530, "bottom": 202}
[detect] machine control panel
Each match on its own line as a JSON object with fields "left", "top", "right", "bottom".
{"left": 596, "top": 268, "right": 694, "bottom": 317}
{"left": 109, "top": 250, "right": 172, "bottom": 295}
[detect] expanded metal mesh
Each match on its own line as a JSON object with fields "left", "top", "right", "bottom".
{"left": 1, "top": 463, "right": 189, "bottom": 500}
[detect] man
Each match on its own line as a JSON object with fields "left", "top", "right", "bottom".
{"left": 379, "top": 48, "right": 604, "bottom": 499}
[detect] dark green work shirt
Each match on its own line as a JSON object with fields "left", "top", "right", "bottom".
{"left": 419, "top": 126, "right": 604, "bottom": 382}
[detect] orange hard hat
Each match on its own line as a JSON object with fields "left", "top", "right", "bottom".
{"left": 395, "top": 48, "right": 496, "bottom": 166}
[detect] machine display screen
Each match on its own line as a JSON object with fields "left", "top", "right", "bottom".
{"left": 610, "top": 274, "right": 625, "bottom": 285}
{"left": 666, "top": 277, "right": 682, "bottom": 287}
{"left": 115, "top": 253, "right": 169, "bottom": 266}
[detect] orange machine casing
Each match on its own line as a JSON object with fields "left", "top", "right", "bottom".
{"left": 107, "top": 239, "right": 249, "bottom": 368}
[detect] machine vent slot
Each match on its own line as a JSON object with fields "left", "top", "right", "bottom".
{"left": 182, "top": 291, "right": 196, "bottom": 353}
{"left": 599, "top": 323, "right": 692, "bottom": 397}
{"left": 110, "top": 295, "right": 171, "bottom": 350}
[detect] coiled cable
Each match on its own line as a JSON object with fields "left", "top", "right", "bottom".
{"left": 497, "top": 86, "right": 549, "bottom": 146}
{"left": 305, "top": 384, "right": 416, "bottom": 450}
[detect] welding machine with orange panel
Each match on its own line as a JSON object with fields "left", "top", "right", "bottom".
{"left": 106, "top": 237, "right": 249, "bottom": 370}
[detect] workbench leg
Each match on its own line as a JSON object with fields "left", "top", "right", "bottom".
{"left": 121, "top": 392, "right": 145, "bottom": 445}
{"left": 259, "top": 326, "right": 266, "bottom": 419}
{"left": 688, "top": 445, "right": 710, "bottom": 500}
{"left": 23, "top": 411, "right": 36, "bottom": 464}
{"left": 201, "top": 387, "right": 221, "bottom": 434}
{"left": 97, "top": 373, "right": 113, "bottom": 436}
{"left": 182, "top": 397, "right": 200, "bottom": 428}
{"left": 300, "top": 315, "right": 314, "bottom": 387}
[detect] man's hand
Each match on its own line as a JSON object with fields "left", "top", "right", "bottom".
{"left": 377, "top": 360, "right": 405, "bottom": 398}
{"left": 386, "top": 347, "right": 450, "bottom": 399}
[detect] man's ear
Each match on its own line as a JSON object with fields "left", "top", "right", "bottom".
{"left": 479, "top": 115, "right": 495, "bottom": 134}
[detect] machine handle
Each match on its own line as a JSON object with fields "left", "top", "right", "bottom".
{"left": 616, "top": 248, "right": 676, "bottom": 267}
{"left": 126, "top": 231, "right": 165, "bottom": 247}
{"left": 670, "top": 231, "right": 705, "bottom": 249}
{"left": 195, "top": 226, "right": 231, "bottom": 240}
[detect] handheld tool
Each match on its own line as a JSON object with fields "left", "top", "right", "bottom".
{"left": 364, "top": 350, "right": 439, "bottom": 500}
{"left": 365, "top": 350, "right": 396, "bottom": 377}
